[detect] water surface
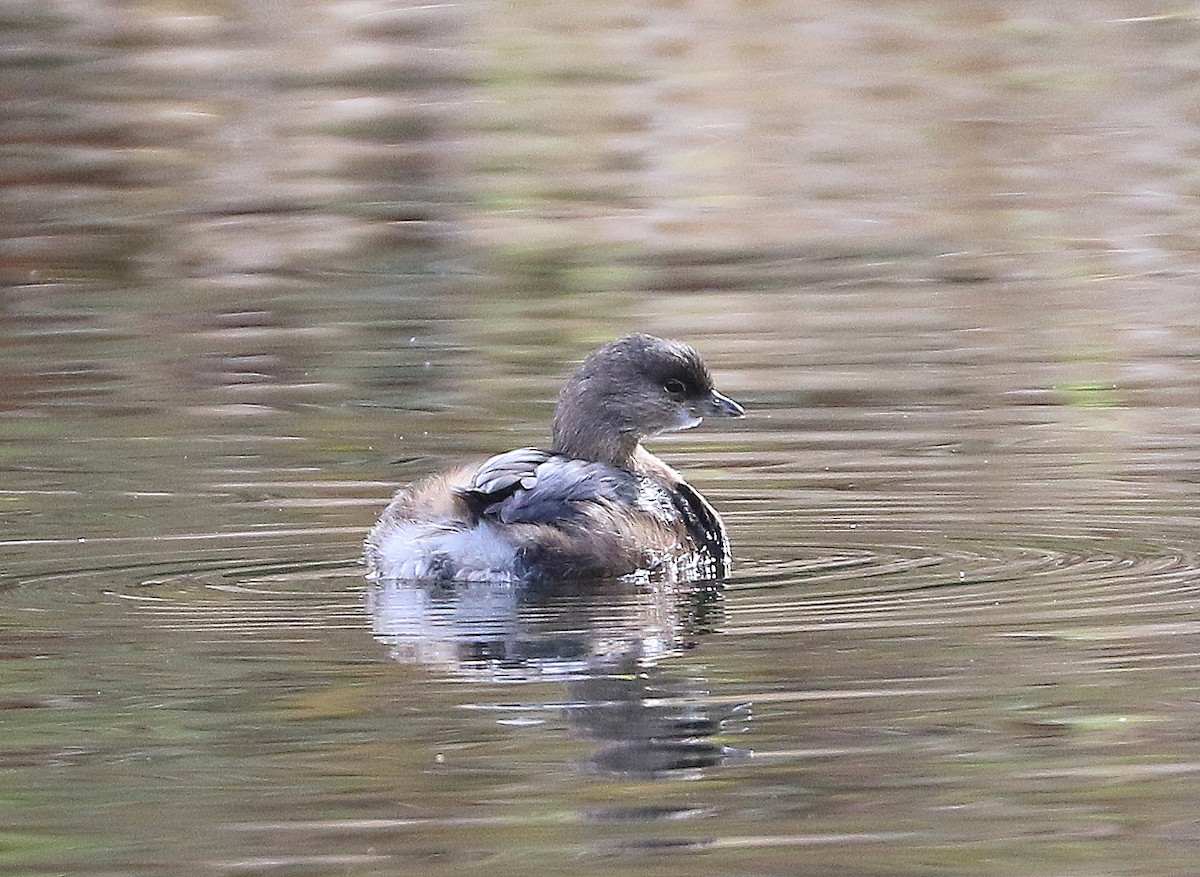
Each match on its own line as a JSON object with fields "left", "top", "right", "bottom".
{"left": 3, "top": 2, "right": 1200, "bottom": 875}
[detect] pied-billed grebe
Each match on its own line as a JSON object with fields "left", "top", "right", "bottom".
{"left": 364, "top": 334, "right": 744, "bottom": 583}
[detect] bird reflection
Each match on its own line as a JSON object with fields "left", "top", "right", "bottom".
{"left": 365, "top": 577, "right": 750, "bottom": 776}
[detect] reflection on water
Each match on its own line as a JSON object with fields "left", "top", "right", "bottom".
{"left": 565, "top": 661, "right": 752, "bottom": 777}
{"left": 369, "top": 577, "right": 748, "bottom": 776}
{"left": 367, "top": 578, "right": 701, "bottom": 680}
{"left": 3, "top": 1, "right": 1200, "bottom": 875}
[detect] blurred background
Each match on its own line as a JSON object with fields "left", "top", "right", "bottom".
{"left": 7, "top": 1, "right": 1200, "bottom": 279}
{"left": 3, "top": 2, "right": 1200, "bottom": 875}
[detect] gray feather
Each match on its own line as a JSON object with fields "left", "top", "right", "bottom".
{"left": 465, "top": 448, "right": 553, "bottom": 495}
{"left": 490, "top": 457, "right": 640, "bottom": 524}
{"left": 455, "top": 448, "right": 643, "bottom": 526}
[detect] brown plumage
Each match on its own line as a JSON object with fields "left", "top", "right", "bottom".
{"left": 364, "top": 334, "right": 744, "bottom": 583}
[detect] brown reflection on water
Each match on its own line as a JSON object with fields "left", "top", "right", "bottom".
{"left": 2, "top": 1, "right": 468, "bottom": 279}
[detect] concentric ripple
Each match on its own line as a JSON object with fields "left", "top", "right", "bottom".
{"left": 722, "top": 523, "right": 1200, "bottom": 683}
{"left": 1, "top": 530, "right": 370, "bottom": 639}
{"left": 6, "top": 521, "right": 1199, "bottom": 650}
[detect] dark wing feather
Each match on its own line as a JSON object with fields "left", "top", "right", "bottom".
{"left": 489, "top": 457, "right": 640, "bottom": 524}
{"left": 453, "top": 448, "right": 640, "bottom": 526}
{"left": 670, "top": 480, "right": 732, "bottom": 575}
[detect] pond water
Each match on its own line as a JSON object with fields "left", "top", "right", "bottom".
{"left": 4, "top": 2, "right": 1200, "bottom": 876}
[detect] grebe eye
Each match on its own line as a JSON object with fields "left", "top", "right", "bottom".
{"left": 663, "top": 378, "right": 687, "bottom": 396}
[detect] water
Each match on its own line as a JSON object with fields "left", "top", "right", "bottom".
{"left": 5, "top": 275, "right": 1198, "bottom": 876}
{"left": 4, "top": 2, "right": 1200, "bottom": 875}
